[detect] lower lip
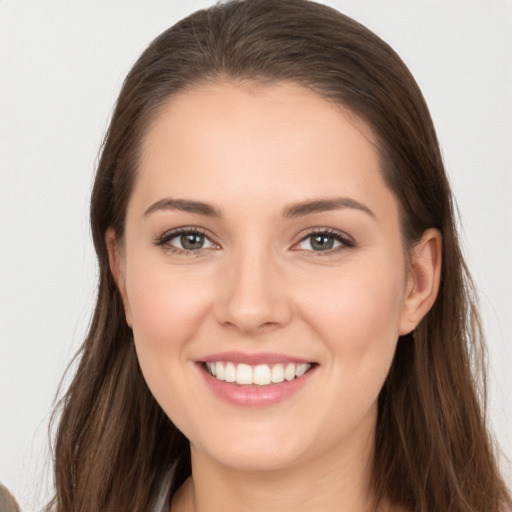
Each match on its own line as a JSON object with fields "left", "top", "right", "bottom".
{"left": 198, "top": 364, "right": 316, "bottom": 407}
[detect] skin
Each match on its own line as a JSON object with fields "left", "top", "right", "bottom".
{"left": 108, "top": 81, "right": 441, "bottom": 512}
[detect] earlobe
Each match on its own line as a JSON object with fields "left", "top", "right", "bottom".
{"left": 105, "top": 228, "right": 133, "bottom": 327}
{"left": 399, "top": 228, "right": 442, "bottom": 335}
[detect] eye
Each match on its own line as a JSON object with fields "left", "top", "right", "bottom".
{"left": 295, "top": 230, "right": 354, "bottom": 252}
{"left": 155, "top": 228, "right": 217, "bottom": 253}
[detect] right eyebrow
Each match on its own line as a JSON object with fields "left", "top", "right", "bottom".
{"left": 143, "top": 198, "right": 222, "bottom": 217}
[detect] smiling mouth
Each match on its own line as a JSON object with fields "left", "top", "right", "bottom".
{"left": 203, "top": 361, "right": 314, "bottom": 386}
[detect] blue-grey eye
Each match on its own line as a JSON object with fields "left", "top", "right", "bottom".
{"left": 297, "top": 232, "right": 347, "bottom": 251}
{"left": 163, "top": 231, "right": 215, "bottom": 251}
{"left": 180, "top": 233, "right": 206, "bottom": 250}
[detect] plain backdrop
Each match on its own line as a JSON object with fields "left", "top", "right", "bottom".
{"left": 1, "top": 1, "right": 511, "bottom": 510}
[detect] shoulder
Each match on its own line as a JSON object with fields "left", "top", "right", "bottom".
{"left": 0, "top": 483, "right": 21, "bottom": 512}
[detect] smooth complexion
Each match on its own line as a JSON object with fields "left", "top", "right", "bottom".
{"left": 108, "top": 81, "right": 441, "bottom": 512}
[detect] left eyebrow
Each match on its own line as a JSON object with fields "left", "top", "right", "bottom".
{"left": 281, "top": 197, "right": 375, "bottom": 219}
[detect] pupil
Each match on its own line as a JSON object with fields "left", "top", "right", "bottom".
{"left": 311, "top": 234, "right": 333, "bottom": 251}
{"left": 181, "top": 233, "right": 204, "bottom": 250}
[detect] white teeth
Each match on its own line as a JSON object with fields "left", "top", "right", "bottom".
{"left": 253, "top": 364, "right": 271, "bottom": 385}
{"left": 271, "top": 364, "right": 285, "bottom": 383}
{"left": 236, "top": 363, "right": 253, "bottom": 385}
{"left": 206, "top": 361, "right": 312, "bottom": 386}
{"left": 284, "top": 363, "right": 296, "bottom": 381}
{"left": 215, "top": 361, "right": 225, "bottom": 381}
{"left": 295, "top": 363, "right": 309, "bottom": 377}
{"left": 225, "top": 362, "right": 236, "bottom": 382}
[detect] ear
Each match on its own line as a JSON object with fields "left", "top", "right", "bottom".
{"left": 105, "top": 228, "right": 133, "bottom": 327}
{"left": 399, "top": 228, "right": 442, "bottom": 335}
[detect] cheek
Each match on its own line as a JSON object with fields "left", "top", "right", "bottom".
{"left": 123, "top": 262, "right": 212, "bottom": 400}
{"left": 298, "top": 255, "right": 407, "bottom": 382}
{"left": 123, "top": 265, "right": 219, "bottom": 441}
{"left": 288, "top": 260, "right": 407, "bottom": 444}
{"left": 125, "top": 261, "right": 209, "bottom": 345}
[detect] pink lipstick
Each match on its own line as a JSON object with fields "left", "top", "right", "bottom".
{"left": 196, "top": 352, "right": 317, "bottom": 406}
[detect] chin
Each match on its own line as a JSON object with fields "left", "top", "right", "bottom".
{"left": 199, "top": 444, "right": 305, "bottom": 473}
{"left": 188, "top": 418, "right": 320, "bottom": 473}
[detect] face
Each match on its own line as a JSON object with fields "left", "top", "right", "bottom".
{"left": 112, "top": 81, "right": 420, "bottom": 474}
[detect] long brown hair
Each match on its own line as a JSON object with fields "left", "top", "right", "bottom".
{"left": 49, "top": 1, "right": 511, "bottom": 510}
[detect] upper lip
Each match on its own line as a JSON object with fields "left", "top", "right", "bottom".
{"left": 197, "top": 352, "right": 314, "bottom": 365}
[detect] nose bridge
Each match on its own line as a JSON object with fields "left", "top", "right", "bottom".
{"left": 215, "top": 237, "right": 291, "bottom": 333}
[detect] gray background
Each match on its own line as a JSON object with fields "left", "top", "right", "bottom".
{"left": 1, "top": 1, "right": 511, "bottom": 510}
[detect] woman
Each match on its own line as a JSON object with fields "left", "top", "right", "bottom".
{"left": 49, "top": 0, "right": 511, "bottom": 510}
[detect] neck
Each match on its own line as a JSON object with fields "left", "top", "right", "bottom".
{"left": 172, "top": 419, "right": 379, "bottom": 512}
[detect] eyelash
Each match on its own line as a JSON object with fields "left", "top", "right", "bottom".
{"left": 153, "top": 227, "right": 355, "bottom": 256}
{"left": 294, "top": 228, "right": 355, "bottom": 256}
{"left": 153, "top": 227, "right": 217, "bottom": 256}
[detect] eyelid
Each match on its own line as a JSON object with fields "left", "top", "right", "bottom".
{"left": 153, "top": 226, "right": 354, "bottom": 255}
{"left": 154, "top": 226, "right": 220, "bottom": 254}
{"left": 291, "top": 227, "right": 355, "bottom": 253}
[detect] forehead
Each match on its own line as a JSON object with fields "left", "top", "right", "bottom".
{"left": 132, "top": 80, "right": 396, "bottom": 221}
{"left": 142, "top": 79, "right": 378, "bottom": 159}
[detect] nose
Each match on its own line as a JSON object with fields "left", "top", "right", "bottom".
{"left": 214, "top": 246, "right": 293, "bottom": 335}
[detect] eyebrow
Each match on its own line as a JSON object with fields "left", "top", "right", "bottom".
{"left": 281, "top": 197, "right": 375, "bottom": 219}
{"left": 144, "top": 196, "right": 375, "bottom": 219}
{"left": 144, "top": 198, "right": 221, "bottom": 217}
